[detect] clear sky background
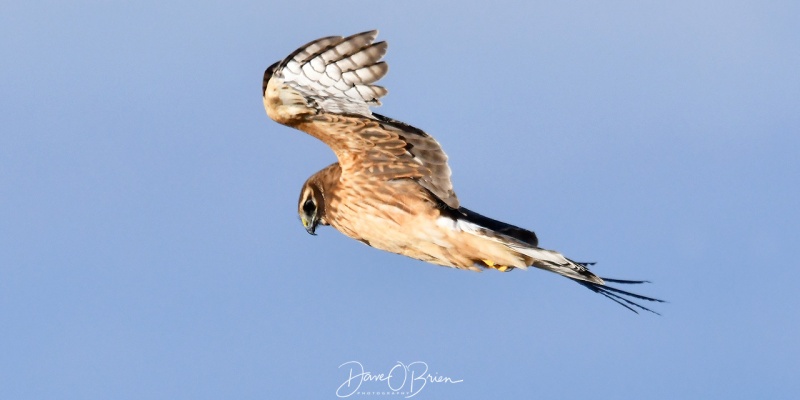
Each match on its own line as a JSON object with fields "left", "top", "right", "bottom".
{"left": 2, "top": 1, "right": 799, "bottom": 398}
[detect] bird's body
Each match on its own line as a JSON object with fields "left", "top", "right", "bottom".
{"left": 316, "top": 163, "right": 523, "bottom": 271}
{"left": 263, "top": 30, "right": 664, "bottom": 313}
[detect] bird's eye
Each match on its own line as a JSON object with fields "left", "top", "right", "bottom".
{"left": 302, "top": 198, "right": 316, "bottom": 213}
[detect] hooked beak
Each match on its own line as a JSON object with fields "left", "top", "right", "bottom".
{"left": 302, "top": 216, "right": 318, "bottom": 236}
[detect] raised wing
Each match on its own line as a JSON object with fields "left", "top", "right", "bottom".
{"left": 263, "top": 30, "right": 460, "bottom": 208}
{"left": 263, "top": 30, "right": 388, "bottom": 119}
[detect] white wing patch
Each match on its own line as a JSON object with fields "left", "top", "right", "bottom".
{"left": 436, "top": 216, "right": 483, "bottom": 232}
{"left": 272, "top": 30, "right": 389, "bottom": 117}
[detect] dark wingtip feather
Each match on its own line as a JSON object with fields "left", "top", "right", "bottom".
{"left": 601, "top": 277, "right": 652, "bottom": 284}
{"left": 574, "top": 278, "right": 665, "bottom": 315}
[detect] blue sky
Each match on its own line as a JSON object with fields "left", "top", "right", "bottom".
{"left": 2, "top": 1, "right": 799, "bottom": 398}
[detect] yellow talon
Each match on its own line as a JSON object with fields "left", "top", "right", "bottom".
{"left": 482, "top": 259, "right": 510, "bottom": 272}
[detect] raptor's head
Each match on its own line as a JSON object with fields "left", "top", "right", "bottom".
{"left": 297, "top": 179, "right": 327, "bottom": 235}
{"left": 297, "top": 163, "right": 341, "bottom": 235}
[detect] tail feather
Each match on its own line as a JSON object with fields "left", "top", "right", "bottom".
{"left": 517, "top": 252, "right": 605, "bottom": 284}
{"left": 446, "top": 208, "right": 665, "bottom": 314}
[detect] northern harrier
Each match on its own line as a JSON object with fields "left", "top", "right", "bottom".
{"left": 262, "top": 31, "right": 663, "bottom": 313}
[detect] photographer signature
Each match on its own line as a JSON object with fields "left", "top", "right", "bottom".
{"left": 336, "top": 360, "right": 463, "bottom": 398}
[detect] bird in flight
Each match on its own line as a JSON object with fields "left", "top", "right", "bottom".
{"left": 262, "top": 30, "right": 663, "bottom": 314}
